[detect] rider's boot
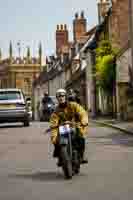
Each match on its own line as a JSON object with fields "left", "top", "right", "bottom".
{"left": 80, "top": 152, "right": 88, "bottom": 164}
{"left": 57, "top": 157, "right": 62, "bottom": 167}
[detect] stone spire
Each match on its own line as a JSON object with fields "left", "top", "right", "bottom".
{"left": 38, "top": 42, "right": 42, "bottom": 65}
{"left": 9, "top": 41, "right": 13, "bottom": 59}
{"left": 27, "top": 46, "right": 30, "bottom": 58}
{"left": 26, "top": 46, "right": 31, "bottom": 63}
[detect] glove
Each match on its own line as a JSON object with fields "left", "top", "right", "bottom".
{"left": 51, "top": 134, "right": 58, "bottom": 145}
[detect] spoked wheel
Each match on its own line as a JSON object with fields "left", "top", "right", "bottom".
{"left": 60, "top": 146, "right": 72, "bottom": 179}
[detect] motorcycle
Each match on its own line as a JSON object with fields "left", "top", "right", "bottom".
{"left": 42, "top": 103, "right": 55, "bottom": 121}
{"left": 57, "top": 122, "right": 81, "bottom": 179}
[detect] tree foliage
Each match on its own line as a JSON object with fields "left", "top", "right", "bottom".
{"left": 95, "top": 40, "right": 118, "bottom": 94}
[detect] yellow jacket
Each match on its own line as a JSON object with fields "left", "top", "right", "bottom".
{"left": 50, "top": 102, "right": 88, "bottom": 144}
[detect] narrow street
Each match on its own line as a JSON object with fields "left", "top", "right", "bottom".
{"left": 0, "top": 122, "right": 133, "bottom": 199}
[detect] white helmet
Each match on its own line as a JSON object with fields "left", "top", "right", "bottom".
{"left": 56, "top": 88, "right": 66, "bottom": 97}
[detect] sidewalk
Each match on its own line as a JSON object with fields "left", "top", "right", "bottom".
{"left": 90, "top": 118, "right": 133, "bottom": 135}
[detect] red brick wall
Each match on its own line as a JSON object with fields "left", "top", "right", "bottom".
{"left": 56, "top": 24, "right": 69, "bottom": 56}
{"left": 73, "top": 12, "right": 87, "bottom": 43}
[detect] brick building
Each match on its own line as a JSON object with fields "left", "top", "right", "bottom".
{"left": 98, "top": 0, "right": 129, "bottom": 49}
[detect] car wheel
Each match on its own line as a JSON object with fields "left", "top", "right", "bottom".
{"left": 23, "top": 120, "right": 30, "bottom": 127}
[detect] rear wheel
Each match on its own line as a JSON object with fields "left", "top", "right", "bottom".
{"left": 60, "top": 146, "right": 72, "bottom": 179}
{"left": 72, "top": 150, "right": 80, "bottom": 174}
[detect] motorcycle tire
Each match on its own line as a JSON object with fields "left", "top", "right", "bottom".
{"left": 60, "top": 146, "right": 72, "bottom": 179}
{"left": 72, "top": 150, "right": 80, "bottom": 175}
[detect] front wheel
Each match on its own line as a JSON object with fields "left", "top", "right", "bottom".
{"left": 60, "top": 146, "right": 72, "bottom": 179}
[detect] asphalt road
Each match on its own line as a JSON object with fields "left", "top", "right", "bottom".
{"left": 0, "top": 122, "right": 133, "bottom": 200}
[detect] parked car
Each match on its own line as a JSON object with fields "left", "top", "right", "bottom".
{"left": 39, "top": 96, "right": 58, "bottom": 121}
{"left": 0, "top": 88, "right": 30, "bottom": 126}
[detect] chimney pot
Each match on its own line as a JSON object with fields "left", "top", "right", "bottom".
{"left": 64, "top": 24, "right": 67, "bottom": 30}
{"left": 75, "top": 12, "right": 78, "bottom": 19}
{"left": 57, "top": 24, "right": 59, "bottom": 30}
{"left": 81, "top": 11, "right": 84, "bottom": 18}
{"left": 61, "top": 24, "right": 63, "bottom": 30}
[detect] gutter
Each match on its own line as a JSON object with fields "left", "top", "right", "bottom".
{"left": 90, "top": 119, "right": 133, "bottom": 135}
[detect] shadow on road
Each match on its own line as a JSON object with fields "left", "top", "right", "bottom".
{"left": 9, "top": 171, "right": 65, "bottom": 182}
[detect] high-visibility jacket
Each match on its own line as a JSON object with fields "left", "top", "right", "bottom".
{"left": 50, "top": 102, "right": 88, "bottom": 144}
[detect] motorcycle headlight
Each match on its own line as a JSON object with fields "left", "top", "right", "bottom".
{"left": 48, "top": 104, "right": 52, "bottom": 108}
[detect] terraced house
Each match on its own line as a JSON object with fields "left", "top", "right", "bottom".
{"left": 34, "top": 0, "right": 132, "bottom": 121}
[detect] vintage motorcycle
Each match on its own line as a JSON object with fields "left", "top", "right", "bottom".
{"left": 57, "top": 122, "right": 81, "bottom": 179}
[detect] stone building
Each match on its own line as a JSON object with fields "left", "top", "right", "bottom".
{"left": 97, "top": 0, "right": 132, "bottom": 120}
{"left": 39, "top": 12, "right": 97, "bottom": 110}
{"left": 0, "top": 42, "right": 43, "bottom": 99}
{"left": 116, "top": 43, "right": 132, "bottom": 120}
{"left": 33, "top": 67, "right": 49, "bottom": 120}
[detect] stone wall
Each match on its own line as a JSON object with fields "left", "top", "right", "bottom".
{"left": 49, "top": 71, "right": 65, "bottom": 96}
{"left": 116, "top": 47, "right": 133, "bottom": 120}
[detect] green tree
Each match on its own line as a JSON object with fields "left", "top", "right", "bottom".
{"left": 95, "top": 40, "right": 118, "bottom": 115}
{"left": 96, "top": 40, "right": 118, "bottom": 94}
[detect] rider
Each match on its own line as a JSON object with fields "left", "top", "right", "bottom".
{"left": 74, "top": 89, "right": 81, "bottom": 104}
{"left": 67, "top": 88, "right": 76, "bottom": 102}
{"left": 50, "top": 88, "right": 88, "bottom": 165}
{"left": 68, "top": 88, "right": 81, "bottom": 104}
{"left": 42, "top": 92, "right": 53, "bottom": 105}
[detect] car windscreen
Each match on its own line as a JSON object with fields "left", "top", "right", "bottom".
{"left": 0, "top": 91, "right": 21, "bottom": 100}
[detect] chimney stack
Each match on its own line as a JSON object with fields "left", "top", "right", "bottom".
{"left": 73, "top": 11, "right": 87, "bottom": 43}
{"left": 56, "top": 24, "right": 69, "bottom": 56}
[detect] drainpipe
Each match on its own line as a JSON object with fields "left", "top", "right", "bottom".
{"left": 90, "top": 50, "right": 97, "bottom": 118}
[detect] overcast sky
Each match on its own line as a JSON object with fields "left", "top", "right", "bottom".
{"left": 0, "top": 0, "right": 98, "bottom": 58}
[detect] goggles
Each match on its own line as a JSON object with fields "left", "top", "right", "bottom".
{"left": 56, "top": 93, "right": 66, "bottom": 98}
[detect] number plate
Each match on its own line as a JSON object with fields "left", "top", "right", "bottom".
{"left": 0, "top": 104, "right": 16, "bottom": 109}
{"left": 59, "top": 125, "right": 71, "bottom": 135}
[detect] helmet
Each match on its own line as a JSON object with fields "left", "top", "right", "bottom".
{"left": 44, "top": 91, "right": 48, "bottom": 96}
{"left": 68, "top": 88, "right": 74, "bottom": 95}
{"left": 56, "top": 88, "right": 66, "bottom": 97}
